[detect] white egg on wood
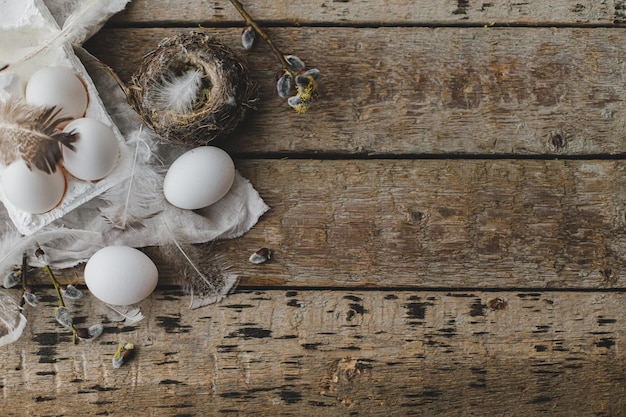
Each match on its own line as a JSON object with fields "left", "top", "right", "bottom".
{"left": 163, "top": 146, "right": 235, "bottom": 210}
{"left": 62, "top": 118, "right": 119, "bottom": 181}
{"left": 25, "top": 66, "right": 88, "bottom": 120}
{"left": 0, "top": 159, "right": 66, "bottom": 213}
{"left": 84, "top": 246, "right": 158, "bottom": 306}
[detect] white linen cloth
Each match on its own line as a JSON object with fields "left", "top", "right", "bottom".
{"left": 0, "top": 0, "right": 269, "bottom": 269}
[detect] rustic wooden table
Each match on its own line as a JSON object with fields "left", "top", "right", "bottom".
{"left": 2, "top": 1, "right": 626, "bottom": 415}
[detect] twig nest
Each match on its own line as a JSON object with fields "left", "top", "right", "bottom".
{"left": 127, "top": 31, "right": 255, "bottom": 146}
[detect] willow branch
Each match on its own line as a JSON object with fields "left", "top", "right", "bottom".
{"left": 228, "top": 0, "right": 295, "bottom": 77}
{"left": 19, "top": 253, "right": 27, "bottom": 308}
{"left": 36, "top": 245, "right": 78, "bottom": 343}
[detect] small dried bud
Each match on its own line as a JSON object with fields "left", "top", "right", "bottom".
{"left": 62, "top": 284, "right": 83, "bottom": 300}
{"left": 77, "top": 324, "right": 104, "bottom": 341}
{"left": 34, "top": 247, "right": 50, "bottom": 265}
{"left": 241, "top": 26, "right": 256, "bottom": 50}
{"left": 285, "top": 55, "right": 306, "bottom": 72}
{"left": 249, "top": 247, "right": 271, "bottom": 264}
{"left": 288, "top": 95, "right": 303, "bottom": 107}
{"left": 287, "top": 95, "right": 309, "bottom": 114}
{"left": 22, "top": 289, "right": 38, "bottom": 307}
{"left": 302, "top": 68, "right": 321, "bottom": 79}
{"left": 88, "top": 323, "right": 104, "bottom": 339}
{"left": 487, "top": 297, "right": 507, "bottom": 311}
{"left": 112, "top": 342, "right": 135, "bottom": 369}
{"left": 75, "top": 327, "right": 90, "bottom": 340}
{"left": 295, "top": 74, "right": 311, "bottom": 91}
{"left": 54, "top": 306, "right": 73, "bottom": 328}
{"left": 4, "top": 269, "right": 21, "bottom": 289}
{"left": 277, "top": 72, "right": 293, "bottom": 98}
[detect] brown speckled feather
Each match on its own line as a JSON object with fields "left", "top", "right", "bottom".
{"left": 0, "top": 96, "right": 77, "bottom": 173}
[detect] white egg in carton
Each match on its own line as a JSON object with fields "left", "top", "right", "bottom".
{"left": 0, "top": 0, "right": 132, "bottom": 235}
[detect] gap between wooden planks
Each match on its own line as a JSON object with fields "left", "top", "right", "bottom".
{"left": 0, "top": 288, "right": 624, "bottom": 416}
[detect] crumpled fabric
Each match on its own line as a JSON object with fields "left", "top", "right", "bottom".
{"left": 0, "top": 0, "right": 269, "bottom": 268}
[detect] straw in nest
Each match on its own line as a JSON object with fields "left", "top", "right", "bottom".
{"left": 127, "top": 31, "right": 255, "bottom": 146}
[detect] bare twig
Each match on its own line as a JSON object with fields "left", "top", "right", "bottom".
{"left": 35, "top": 245, "right": 79, "bottom": 343}
{"left": 228, "top": 0, "right": 296, "bottom": 77}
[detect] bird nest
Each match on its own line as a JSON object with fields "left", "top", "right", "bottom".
{"left": 127, "top": 31, "right": 255, "bottom": 146}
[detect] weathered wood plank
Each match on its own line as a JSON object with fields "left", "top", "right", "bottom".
{"left": 11, "top": 3, "right": 626, "bottom": 417}
{"left": 108, "top": 0, "right": 619, "bottom": 26}
{"left": 155, "top": 158, "right": 626, "bottom": 289}
{"left": 86, "top": 27, "right": 626, "bottom": 156}
{"left": 35, "top": 158, "right": 626, "bottom": 290}
{"left": 1, "top": 289, "right": 625, "bottom": 416}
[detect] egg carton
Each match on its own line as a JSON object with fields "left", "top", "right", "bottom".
{"left": 0, "top": 0, "right": 132, "bottom": 235}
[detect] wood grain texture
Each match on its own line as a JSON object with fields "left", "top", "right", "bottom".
{"left": 144, "top": 158, "right": 626, "bottom": 289}
{"left": 86, "top": 27, "right": 626, "bottom": 156}
{"left": 108, "top": 0, "right": 618, "bottom": 26}
{"left": 40, "top": 158, "right": 626, "bottom": 290}
{"left": 0, "top": 289, "right": 625, "bottom": 416}
{"left": 6, "top": 2, "right": 626, "bottom": 416}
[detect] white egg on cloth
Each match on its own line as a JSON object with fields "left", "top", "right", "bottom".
{"left": 163, "top": 146, "right": 235, "bottom": 210}
{"left": 0, "top": 159, "right": 66, "bottom": 213}
{"left": 84, "top": 246, "right": 158, "bottom": 306}
{"left": 25, "top": 66, "right": 88, "bottom": 120}
{"left": 62, "top": 117, "right": 119, "bottom": 181}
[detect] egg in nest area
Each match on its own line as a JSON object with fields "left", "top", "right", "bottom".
{"left": 84, "top": 246, "right": 159, "bottom": 306}
{"left": 62, "top": 117, "right": 119, "bottom": 181}
{"left": 163, "top": 146, "right": 235, "bottom": 210}
{"left": 0, "top": 158, "right": 66, "bottom": 214}
{"left": 25, "top": 66, "right": 89, "bottom": 120}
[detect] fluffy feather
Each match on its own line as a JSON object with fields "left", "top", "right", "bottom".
{"left": 98, "top": 128, "right": 166, "bottom": 230}
{"left": 0, "top": 290, "right": 27, "bottom": 347}
{"left": 105, "top": 304, "right": 145, "bottom": 326}
{"left": 0, "top": 225, "right": 102, "bottom": 276}
{"left": 0, "top": 96, "right": 77, "bottom": 173}
{"left": 161, "top": 220, "right": 238, "bottom": 309}
{"left": 9, "top": 0, "right": 130, "bottom": 68}
{"left": 152, "top": 70, "right": 203, "bottom": 114}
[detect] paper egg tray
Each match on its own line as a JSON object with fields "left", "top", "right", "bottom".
{"left": 0, "top": 0, "right": 132, "bottom": 235}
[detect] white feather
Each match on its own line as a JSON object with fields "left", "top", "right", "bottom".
{"left": 0, "top": 290, "right": 27, "bottom": 347}
{"left": 0, "top": 225, "right": 102, "bottom": 275}
{"left": 98, "top": 128, "right": 166, "bottom": 230}
{"left": 152, "top": 70, "right": 203, "bottom": 114}
{"left": 0, "top": 228, "right": 24, "bottom": 276}
{"left": 11, "top": 0, "right": 130, "bottom": 67}
{"left": 105, "top": 304, "right": 145, "bottom": 326}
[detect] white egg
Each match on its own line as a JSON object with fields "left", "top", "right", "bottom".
{"left": 84, "top": 246, "right": 158, "bottom": 306}
{"left": 62, "top": 118, "right": 119, "bottom": 181}
{"left": 163, "top": 146, "right": 235, "bottom": 210}
{"left": 1, "top": 159, "right": 66, "bottom": 213}
{"left": 25, "top": 66, "right": 88, "bottom": 119}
